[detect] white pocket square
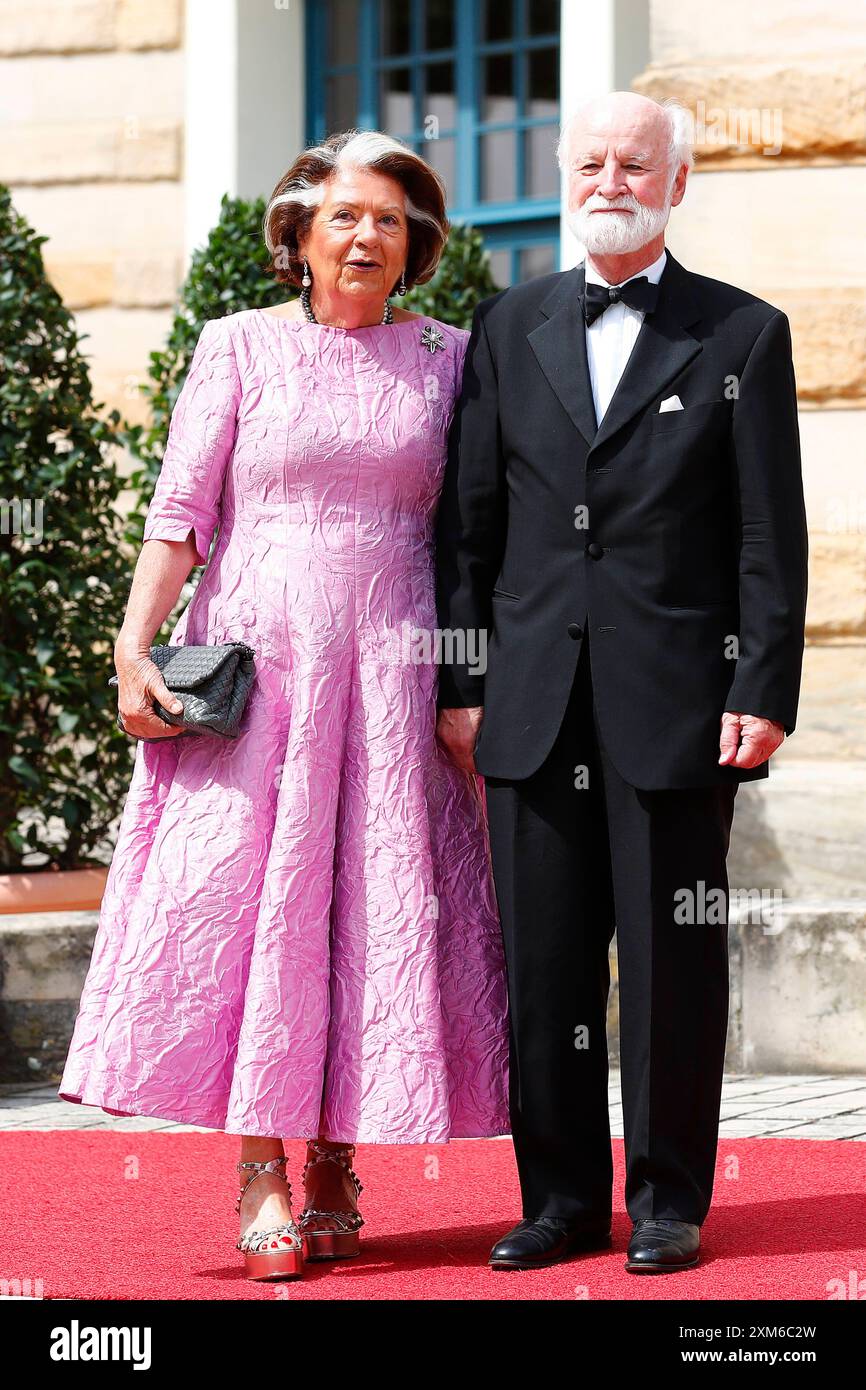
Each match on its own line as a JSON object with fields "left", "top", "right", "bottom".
{"left": 659, "top": 395, "right": 684, "bottom": 413}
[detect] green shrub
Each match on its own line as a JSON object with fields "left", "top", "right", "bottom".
{"left": 0, "top": 186, "right": 136, "bottom": 870}
{"left": 403, "top": 217, "right": 501, "bottom": 326}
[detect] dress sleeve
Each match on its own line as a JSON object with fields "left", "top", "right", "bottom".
{"left": 142, "top": 316, "right": 240, "bottom": 565}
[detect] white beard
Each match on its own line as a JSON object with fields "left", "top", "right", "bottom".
{"left": 566, "top": 190, "right": 672, "bottom": 256}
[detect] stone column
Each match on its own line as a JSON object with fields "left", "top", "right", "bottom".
{"left": 184, "top": 0, "right": 307, "bottom": 264}
{"left": 559, "top": 0, "right": 651, "bottom": 268}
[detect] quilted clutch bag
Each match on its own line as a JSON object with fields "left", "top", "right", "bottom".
{"left": 109, "top": 641, "right": 256, "bottom": 741}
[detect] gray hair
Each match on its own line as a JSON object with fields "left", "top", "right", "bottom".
{"left": 262, "top": 129, "right": 443, "bottom": 259}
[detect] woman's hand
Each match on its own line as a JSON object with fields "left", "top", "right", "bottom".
{"left": 111, "top": 536, "right": 200, "bottom": 739}
{"left": 113, "top": 635, "right": 186, "bottom": 740}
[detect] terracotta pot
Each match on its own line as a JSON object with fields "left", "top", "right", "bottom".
{"left": 0, "top": 867, "right": 109, "bottom": 914}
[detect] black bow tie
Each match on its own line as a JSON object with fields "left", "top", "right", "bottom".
{"left": 583, "top": 275, "right": 660, "bottom": 326}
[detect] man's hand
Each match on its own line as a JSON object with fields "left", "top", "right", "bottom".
{"left": 719, "top": 711, "right": 785, "bottom": 769}
{"left": 436, "top": 706, "right": 484, "bottom": 773}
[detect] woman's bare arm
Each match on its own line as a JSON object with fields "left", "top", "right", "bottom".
{"left": 113, "top": 535, "right": 201, "bottom": 739}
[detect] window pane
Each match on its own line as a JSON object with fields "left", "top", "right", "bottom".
{"left": 381, "top": 66, "right": 413, "bottom": 132}
{"left": 381, "top": 0, "right": 411, "bottom": 56}
{"left": 528, "top": 0, "right": 559, "bottom": 36}
{"left": 422, "top": 134, "right": 456, "bottom": 199}
{"left": 526, "top": 47, "right": 558, "bottom": 119}
{"left": 423, "top": 61, "right": 455, "bottom": 130}
{"left": 482, "top": 53, "right": 515, "bottom": 123}
{"left": 326, "top": 72, "right": 359, "bottom": 133}
{"left": 518, "top": 243, "right": 557, "bottom": 281}
{"left": 487, "top": 248, "right": 512, "bottom": 287}
{"left": 524, "top": 126, "right": 559, "bottom": 196}
{"left": 328, "top": 0, "right": 359, "bottom": 66}
{"left": 425, "top": 0, "right": 454, "bottom": 50}
{"left": 480, "top": 129, "right": 517, "bottom": 201}
{"left": 484, "top": 0, "right": 515, "bottom": 42}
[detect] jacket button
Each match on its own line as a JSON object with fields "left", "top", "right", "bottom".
{"left": 586, "top": 542, "right": 604, "bottom": 560}
{"left": 567, "top": 623, "right": 583, "bottom": 640}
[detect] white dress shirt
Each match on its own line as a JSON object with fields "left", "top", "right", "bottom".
{"left": 584, "top": 247, "right": 668, "bottom": 425}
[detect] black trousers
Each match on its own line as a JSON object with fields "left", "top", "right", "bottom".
{"left": 483, "top": 636, "right": 738, "bottom": 1227}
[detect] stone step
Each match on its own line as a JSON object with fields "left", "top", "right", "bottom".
{"left": 727, "top": 758, "right": 866, "bottom": 900}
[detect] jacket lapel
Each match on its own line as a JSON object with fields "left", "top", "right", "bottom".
{"left": 526, "top": 251, "right": 704, "bottom": 453}
{"left": 527, "top": 264, "right": 598, "bottom": 448}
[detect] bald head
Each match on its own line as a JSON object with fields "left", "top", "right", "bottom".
{"left": 558, "top": 91, "right": 692, "bottom": 184}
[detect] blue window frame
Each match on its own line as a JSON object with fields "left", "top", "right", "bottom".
{"left": 306, "top": 0, "right": 561, "bottom": 285}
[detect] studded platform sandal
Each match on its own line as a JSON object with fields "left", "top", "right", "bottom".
{"left": 235, "top": 1154, "right": 304, "bottom": 1281}
{"left": 298, "top": 1141, "right": 365, "bottom": 1261}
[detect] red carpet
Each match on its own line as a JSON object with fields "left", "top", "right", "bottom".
{"left": 4, "top": 1132, "right": 864, "bottom": 1299}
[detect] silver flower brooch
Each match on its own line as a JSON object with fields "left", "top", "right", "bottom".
{"left": 420, "top": 324, "right": 446, "bottom": 354}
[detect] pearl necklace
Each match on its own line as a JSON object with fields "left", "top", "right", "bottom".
{"left": 299, "top": 285, "right": 393, "bottom": 325}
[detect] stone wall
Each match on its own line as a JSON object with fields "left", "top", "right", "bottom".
{"left": 0, "top": 911, "right": 99, "bottom": 1083}
{"left": 622, "top": 2, "right": 866, "bottom": 1074}
{"left": 632, "top": 0, "right": 866, "bottom": 769}
{"left": 0, "top": 0, "right": 186, "bottom": 427}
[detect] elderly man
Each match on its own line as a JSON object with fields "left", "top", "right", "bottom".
{"left": 435, "top": 91, "right": 807, "bottom": 1273}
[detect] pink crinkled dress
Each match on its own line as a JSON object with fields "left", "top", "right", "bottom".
{"left": 58, "top": 308, "right": 511, "bottom": 1142}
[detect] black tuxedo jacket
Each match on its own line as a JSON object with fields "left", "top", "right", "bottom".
{"left": 433, "top": 251, "right": 808, "bottom": 788}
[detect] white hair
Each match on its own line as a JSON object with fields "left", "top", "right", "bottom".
{"left": 263, "top": 129, "right": 442, "bottom": 257}
{"left": 556, "top": 95, "right": 695, "bottom": 186}
{"left": 658, "top": 98, "right": 695, "bottom": 181}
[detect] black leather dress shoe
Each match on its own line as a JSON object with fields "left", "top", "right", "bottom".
{"left": 489, "top": 1217, "right": 612, "bottom": 1270}
{"left": 625, "top": 1219, "right": 701, "bottom": 1273}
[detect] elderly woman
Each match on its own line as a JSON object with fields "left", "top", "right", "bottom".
{"left": 58, "top": 130, "right": 510, "bottom": 1281}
